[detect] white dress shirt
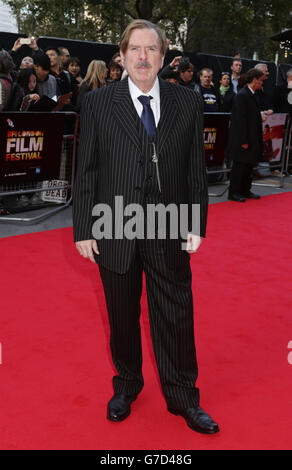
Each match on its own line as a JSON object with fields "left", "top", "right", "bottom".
{"left": 232, "top": 76, "right": 239, "bottom": 94}
{"left": 128, "top": 76, "right": 160, "bottom": 127}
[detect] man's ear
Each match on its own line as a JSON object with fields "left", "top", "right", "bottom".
{"left": 120, "top": 52, "right": 125, "bottom": 67}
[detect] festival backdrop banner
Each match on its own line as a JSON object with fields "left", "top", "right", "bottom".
{"left": 0, "top": 113, "right": 65, "bottom": 184}
{"left": 262, "top": 113, "right": 288, "bottom": 163}
{"left": 204, "top": 113, "right": 231, "bottom": 167}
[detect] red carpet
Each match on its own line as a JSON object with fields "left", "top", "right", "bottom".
{"left": 1, "top": 193, "right": 292, "bottom": 450}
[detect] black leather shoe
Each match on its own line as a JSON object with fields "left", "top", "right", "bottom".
{"left": 243, "top": 191, "right": 261, "bottom": 199}
{"left": 168, "top": 406, "right": 219, "bottom": 434}
{"left": 228, "top": 193, "right": 246, "bottom": 202}
{"left": 107, "top": 393, "right": 138, "bottom": 422}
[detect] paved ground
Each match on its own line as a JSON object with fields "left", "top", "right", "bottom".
{"left": 0, "top": 173, "right": 291, "bottom": 239}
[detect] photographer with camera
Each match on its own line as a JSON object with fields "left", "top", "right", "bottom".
{"left": 160, "top": 55, "right": 196, "bottom": 88}
{"left": 9, "top": 37, "right": 41, "bottom": 72}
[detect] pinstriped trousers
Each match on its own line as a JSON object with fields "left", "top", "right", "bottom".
{"left": 98, "top": 239, "right": 200, "bottom": 410}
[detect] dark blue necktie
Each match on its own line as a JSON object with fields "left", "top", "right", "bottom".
{"left": 138, "top": 95, "right": 156, "bottom": 139}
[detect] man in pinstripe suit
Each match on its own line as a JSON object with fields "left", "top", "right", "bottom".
{"left": 73, "top": 19, "right": 219, "bottom": 434}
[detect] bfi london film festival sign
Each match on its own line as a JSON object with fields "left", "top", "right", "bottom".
{"left": 0, "top": 113, "right": 65, "bottom": 184}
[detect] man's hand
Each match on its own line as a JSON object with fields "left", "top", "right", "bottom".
{"left": 241, "top": 143, "right": 249, "bottom": 149}
{"left": 29, "top": 37, "right": 39, "bottom": 51}
{"left": 12, "top": 38, "right": 22, "bottom": 52}
{"left": 53, "top": 92, "right": 73, "bottom": 111}
{"left": 169, "top": 56, "right": 182, "bottom": 69}
{"left": 185, "top": 233, "right": 202, "bottom": 254}
{"left": 75, "top": 239, "right": 99, "bottom": 263}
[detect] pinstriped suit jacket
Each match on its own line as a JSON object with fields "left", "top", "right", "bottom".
{"left": 72, "top": 77, "right": 208, "bottom": 274}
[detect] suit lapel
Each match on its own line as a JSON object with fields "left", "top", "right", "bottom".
{"left": 112, "top": 77, "right": 142, "bottom": 152}
{"left": 155, "top": 78, "right": 178, "bottom": 153}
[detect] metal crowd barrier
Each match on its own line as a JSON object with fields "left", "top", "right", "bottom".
{"left": 253, "top": 113, "right": 291, "bottom": 189}
{"left": 284, "top": 117, "right": 292, "bottom": 176}
{"left": 0, "top": 112, "right": 79, "bottom": 224}
{"left": 204, "top": 112, "right": 291, "bottom": 196}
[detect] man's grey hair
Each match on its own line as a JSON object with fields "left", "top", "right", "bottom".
{"left": 286, "top": 68, "right": 292, "bottom": 79}
{"left": 255, "top": 63, "right": 268, "bottom": 71}
{"left": 0, "top": 49, "right": 14, "bottom": 74}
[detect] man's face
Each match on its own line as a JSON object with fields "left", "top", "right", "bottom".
{"left": 34, "top": 65, "right": 49, "bottom": 81}
{"left": 121, "top": 27, "right": 164, "bottom": 92}
{"left": 200, "top": 71, "right": 213, "bottom": 88}
{"left": 46, "top": 49, "right": 59, "bottom": 67}
{"left": 114, "top": 55, "right": 123, "bottom": 68}
{"left": 231, "top": 61, "right": 242, "bottom": 75}
{"left": 179, "top": 67, "right": 193, "bottom": 84}
{"left": 253, "top": 76, "right": 265, "bottom": 90}
{"left": 60, "top": 48, "right": 70, "bottom": 66}
{"left": 262, "top": 65, "right": 269, "bottom": 80}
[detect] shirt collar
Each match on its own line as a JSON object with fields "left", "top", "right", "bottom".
{"left": 247, "top": 85, "right": 255, "bottom": 94}
{"left": 128, "top": 76, "right": 160, "bottom": 101}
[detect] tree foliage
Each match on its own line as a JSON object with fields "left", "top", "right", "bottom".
{"left": 3, "top": 0, "right": 292, "bottom": 61}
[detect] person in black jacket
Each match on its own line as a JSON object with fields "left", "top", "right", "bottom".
{"left": 0, "top": 49, "right": 23, "bottom": 111}
{"left": 218, "top": 72, "right": 236, "bottom": 112}
{"left": 228, "top": 68, "right": 264, "bottom": 202}
{"left": 159, "top": 55, "right": 196, "bottom": 88}
{"left": 273, "top": 68, "right": 292, "bottom": 116}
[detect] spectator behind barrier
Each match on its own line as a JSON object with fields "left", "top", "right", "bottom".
{"left": 254, "top": 63, "right": 274, "bottom": 116}
{"left": 111, "top": 52, "right": 124, "bottom": 70}
{"left": 33, "top": 52, "right": 71, "bottom": 111}
{"left": 16, "top": 68, "right": 40, "bottom": 110}
{"left": 20, "top": 56, "right": 34, "bottom": 69}
{"left": 274, "top": 68, "right": 292, "bottom": 115}
{"left": 9, "top": 37, "right": 41, "bottom": 72}
{"left": 230, "top": 58, "right": 242, "bottom": 93}
{"left": 107, "top": 60, "right": 123, "bottom": 84}
{"left": 58, "top": 47, "right": 70, "bottom": 71}
{"left": 237, "top": 73, "right": 248, "bottom": 91}
{"left": 68, "top": 56, "right": 82, "bottom": 84}
{"left": 45, "top": 46, "right": 71, "bottom": 95}
{"left": 177, "top": 57, "right": 196, "bottom": 88}
{"left": 34, "top": 51, "right": 58, "bottom": 98}
{"left": 195, "top": 68, "right": 219, "bottom": 112}
{"left": 159, "top": 55, "right": 196, "bottom": 88}
{"left": 218, "top": 72, "right": 235, "bottom": 112}
{"left": 77, "top": 60, "right": 107, "bottom": 112}
{"left": 67, "top": 56, "right": 82, "bottom": 106}
{"left": 0, "top": 49, "right": 24, "bottom": 111}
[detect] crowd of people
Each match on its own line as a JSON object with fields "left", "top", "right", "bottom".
{"left": 0, "top": 38, "right": 126, "bottom": 113}
{"left": 1, "top": 36, "right": 291, "bottom": 116}
{"left": 0, "top": 36, "right": 291, "bottom": 209}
